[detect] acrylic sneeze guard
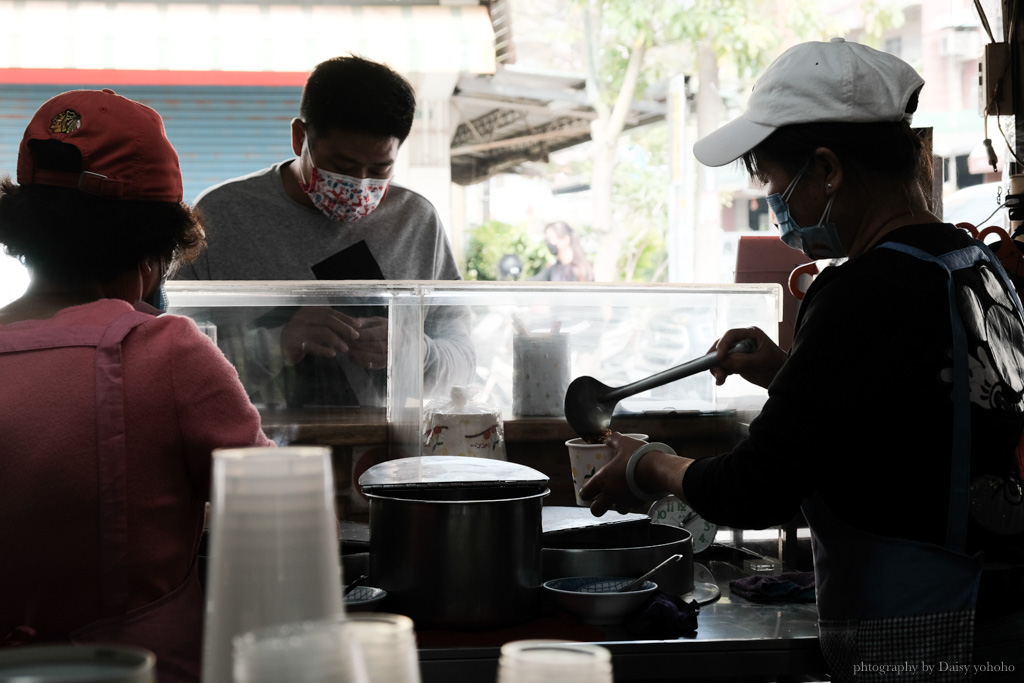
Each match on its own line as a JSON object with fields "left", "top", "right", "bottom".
{"left": 166, "top": 280, "right": 782, "bottom": 456}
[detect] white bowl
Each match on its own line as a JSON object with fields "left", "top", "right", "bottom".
{"left": 543, "top": 576, "right": 657, "bottom": 625}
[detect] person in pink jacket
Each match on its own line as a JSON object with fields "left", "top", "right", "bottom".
{"left": 0, "top": 89, "right": 274, "bottom": 682}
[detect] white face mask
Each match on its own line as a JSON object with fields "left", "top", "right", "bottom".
{"left": 299, "top": 146, "right": 391, "bottom": 222}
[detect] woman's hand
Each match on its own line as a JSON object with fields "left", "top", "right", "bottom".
{"left": 709, "top": 326, "right": 787, "bottom": 389}
{"left": 578, "top": 432, "right": 649, "bottom": 516}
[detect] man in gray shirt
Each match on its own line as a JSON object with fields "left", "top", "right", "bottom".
{"left": 174, "top": 55, "right": 474, "bottom": 408}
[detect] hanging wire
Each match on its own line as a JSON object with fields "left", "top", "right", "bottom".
{"left": 975, "top": 0, "right": 1022, "bottom": 167}
{"left": 975, "top": 200, "right": 1009, "bottom": 230}
{"left": 994, "top": 0, "right": 1022, "bottom": 165}
{"left": 974, "top": 0, "right": 996, "bottom": 42}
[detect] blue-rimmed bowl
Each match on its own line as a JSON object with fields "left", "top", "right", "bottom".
{"left": 344, "top": 585, "right": 387, "bottom": 612}
{"left": 543, "top": 576, "right": 657, "bottom": 625}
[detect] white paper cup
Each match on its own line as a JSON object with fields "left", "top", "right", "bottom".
{"left": 513, "top": 333, "right": 570, "bottom": 417}
{"left": 202, "top": 447, "right": 345, "bottom": 683}
{"left": 497, "top": 640, "right": 612, "bottom": 683}
{"left": 565, "top": 434, "right": 648, "bottom": 506}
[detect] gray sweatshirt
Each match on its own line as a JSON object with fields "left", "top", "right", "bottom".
{"left": 173, "top": 161, "right": 475, "bottom": 408}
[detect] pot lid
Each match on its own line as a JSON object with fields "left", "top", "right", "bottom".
{"left": 359, "top": 456, "right": 548, "bottom": 491}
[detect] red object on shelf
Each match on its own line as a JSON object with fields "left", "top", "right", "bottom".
{"left": 734, "top": 236, "right": 813, "bottom": 351}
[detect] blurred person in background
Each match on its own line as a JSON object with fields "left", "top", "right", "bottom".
{"left": 0, "top": 89, "right": 273, "bottom": 682}
{"left": 532, "top": 220, "right": 594, "bottom": 282}
{"left": 581, "top": 39, "right": 1024, "bottom": 681}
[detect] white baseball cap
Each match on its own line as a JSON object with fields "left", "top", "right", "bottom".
{"left": 693, "top": 38, "right": 925, "bottom": 167}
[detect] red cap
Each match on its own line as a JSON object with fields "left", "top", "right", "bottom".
{"left": 16, "top": 89, "right": 183, "bottom": 203}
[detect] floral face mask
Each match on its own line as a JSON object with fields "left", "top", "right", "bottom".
{"left": 300, "top": 163, "right": 391, "bottom": 222}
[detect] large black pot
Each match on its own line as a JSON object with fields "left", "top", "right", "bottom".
{"left": 360, "top": 456, "right": 550, "bottom": 629}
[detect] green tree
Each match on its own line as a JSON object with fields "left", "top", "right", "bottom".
{"left": 612, "top": 125, "right": 671, "bottom": 282}
{"left": 464, "top": 220, "right": 550, "bottom": 281}
{"left": 569, "top": 0, "right": 903, "bottom": 281}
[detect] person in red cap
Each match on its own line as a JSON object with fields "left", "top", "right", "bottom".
{"left": 0, "top": 89, "right": 273, "bottom": 681}
{"left": 582, "top": 39, "right": 1024, "bottom": 680}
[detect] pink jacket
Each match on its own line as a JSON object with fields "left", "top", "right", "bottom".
{"left": 0, "top": 299, "right": 273, "bottom": 672}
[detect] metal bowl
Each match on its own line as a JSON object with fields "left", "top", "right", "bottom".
{"left": 543, "top": 576, "right": 657, "bottom": 625}
{"left": 543, "top": 519, "right": 694, "bottom": 596}
{"left": 344, "top": 585, "right": 387, "bottom": 612}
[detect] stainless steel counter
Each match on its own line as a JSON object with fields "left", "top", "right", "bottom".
{"left": 332, "top": 506, "right": 823, "bottom": 682}
{"left": 415, "top": 555, "right": 826, "bottom": 683}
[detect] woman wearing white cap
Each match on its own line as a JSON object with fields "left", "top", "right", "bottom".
{"left": 581, "top": 39, "right": 1024, "bottom": 680}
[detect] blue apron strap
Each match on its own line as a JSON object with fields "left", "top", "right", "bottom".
{"left": 877, "top": 242, "right": 982, "bottom": 554}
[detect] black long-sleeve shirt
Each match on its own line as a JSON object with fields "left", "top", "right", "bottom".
{"left": 684, "top": 223, "right": 1024, "bottom": 616}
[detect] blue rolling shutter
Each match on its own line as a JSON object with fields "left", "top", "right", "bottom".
{"left": 0, "top": 84, "right": 301, "bottom": 203}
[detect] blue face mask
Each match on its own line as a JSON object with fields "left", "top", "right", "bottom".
{"left": 765, "top": 163, "right": 845, "bottom": 260}
{"left": 142, "top": 280, "right": 167, "bottom": 312}
{"left": 141, "top": 258, "right": 169, "bottom": 312}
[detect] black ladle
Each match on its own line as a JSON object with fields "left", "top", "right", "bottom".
{"left": 563, "top": 339, "right": 757, "bottom": 442}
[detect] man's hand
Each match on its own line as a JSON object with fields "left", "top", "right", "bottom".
{"left": 280, "top": 306, "right": 362, "bottom": 365}
{"left": 345, "top": 316, "right": 388, "bottom": 370}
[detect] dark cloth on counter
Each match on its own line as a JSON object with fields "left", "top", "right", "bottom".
{"left": 729, "top": 572, "right": 816, "bottom": 604}
{"left": 624, "top": 594, "right": 699, "bottom": 639}
{"left": 682, "top": 224, "right": 1024, "bottom": 623}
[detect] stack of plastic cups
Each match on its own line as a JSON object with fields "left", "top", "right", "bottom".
{"left": 496, "top": 640, "right": 613, "bottom": 683}
{"left": 233, "top": 618, "right": 369, "bottom": 683}
{"left": 345, "top": 613, "right": 422, "bottom": 683}
{"left": 201, "top": 446, "right": 345, "bottom": 683}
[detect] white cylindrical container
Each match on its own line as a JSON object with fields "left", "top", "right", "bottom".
{"left": 512, "top": 333, "right": 570, "bottom": 417}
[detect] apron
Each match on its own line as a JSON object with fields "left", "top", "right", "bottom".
{"left": 803, "top": 240, "right": 1021, "bottom": 682}
{"left": 0, "top": 307, "right": 203, "bottom": 683}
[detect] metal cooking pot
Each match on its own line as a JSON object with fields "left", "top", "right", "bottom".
{"left": 359, "top": 456, "right": 549, "bottom": 629}
{"left": 543, "top": 517, "right": 694, "bottom": 596}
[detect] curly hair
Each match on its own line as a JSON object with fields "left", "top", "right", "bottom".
{"left": 0, "top": 176, "right": 205, "bottom": 284}
{"left": 300, "top": 55, "right": 416, "bottom": 145}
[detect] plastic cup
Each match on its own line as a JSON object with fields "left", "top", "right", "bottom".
{"left": 0, "top": 645, "right": 156, "bottom": 683}
{"left": 497, "top": 640, "right": 613, "bottom": 683}
{"left": 233, "top": 618, "right": 369, "bottom": 683}
{"left": 565, "top": 434, "right": 648, "bottom": 506}
{"left": 345, "top": 613, "right": 421, "bottom": 683}
{"left": 201, "top": 447, "right": 345, "bottom": 683}
{"left": 513, "top": 333, "right": 570, "bottom": 417}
